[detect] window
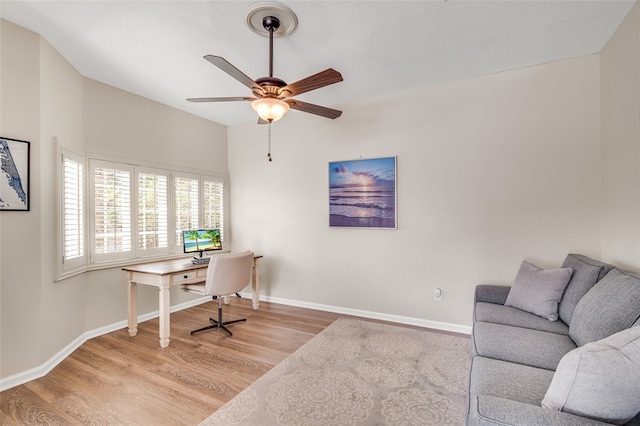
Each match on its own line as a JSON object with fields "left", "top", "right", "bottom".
{"left": 57, "top": 152, "right": 228, "bottom": 276}
{"left": 90, "top": 159, "right": 133, "bottom": 263}
{"left": 173, "top": 174, "right": 227, "bottom": 248}
{"left": 137, "top": 168, "right": 169, "bottom": 256}
{"left": 174, "top": 174, "right": 199, "bottom": 248}
{"left": 59, "top": 146, "right": 86, "bottom": 275}
{"left": 204, "top": 178, "right": 225, "bottom": 240}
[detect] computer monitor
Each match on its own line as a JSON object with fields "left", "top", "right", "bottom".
{"left": 182, "top": 229, "right": 222, "bottom": 258}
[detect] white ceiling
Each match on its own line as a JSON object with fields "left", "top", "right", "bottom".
{"left": 1, "top": 0, "right": 636, "bottom": 126}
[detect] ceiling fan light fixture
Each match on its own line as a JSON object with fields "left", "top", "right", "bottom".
{"left": 252, "top": 97, "right": 289, "bottom": 122}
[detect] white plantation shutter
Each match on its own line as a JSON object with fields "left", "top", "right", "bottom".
{"left": 137, "top": 168, "right": 169, "bottom": 256}
{"left": 58, "top": 151, "right": 228, "bottom": 272}
{"left": 90, "top": 160, "right": 133, "bottom": 262}
{"left": 60, "top": 147, "right": 86, "bottom": 274}
{"left": 203, "top": 178, "right": 225, "bottom": 242}
{"left": 64, "top": 156, "right": 84, "bottom": 258}
{"left": 174, "top": 174, "right": 199, "bottom": 247}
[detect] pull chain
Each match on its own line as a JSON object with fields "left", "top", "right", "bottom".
{"left": 267, "top": 122, "right": 273, "bottom": 162}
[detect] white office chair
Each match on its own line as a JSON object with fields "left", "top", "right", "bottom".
{"left": 181, "top": 251, "right": 254, "bottom": 336}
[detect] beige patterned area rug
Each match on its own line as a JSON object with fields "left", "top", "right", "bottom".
{"left": 200, "top": 317, "right": 471, "bottom": 426}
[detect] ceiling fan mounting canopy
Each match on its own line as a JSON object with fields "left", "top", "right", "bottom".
{"left": 187, "top": 3, "right": 343, "bottom": 123}
{"left": 262, "top": 15, "right": 280, "bottom": 33}
{"left": 244, "top": 2, "right": 298, "bottom": 37}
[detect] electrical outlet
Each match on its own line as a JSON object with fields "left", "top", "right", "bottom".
{"left": 434, "top": 287, "right": 442, "bottom": 301}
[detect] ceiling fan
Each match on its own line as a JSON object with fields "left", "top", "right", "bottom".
{"left": 187, "top": 14, "right": 343, "bottom": 124}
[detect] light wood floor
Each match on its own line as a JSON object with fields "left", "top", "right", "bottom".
{"left": 0, "top": 298, "right": 344, "bottom": 425}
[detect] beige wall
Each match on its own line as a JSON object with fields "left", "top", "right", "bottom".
{"left": 228, "top": 54, "right": 603, "bottom": 327}
{"left": 38, "top": 31, "right": 87, "bottom": 363}
{"left": 0, "top": 19, "right": 227, "bottom": 380}
{"left": 1, "top": 19, "right": 43, "bottom": 378}
{"left": 600, "top": 2, "right": 640, "bottom": 271}
{"left": 83, "top": 79, "right": 228, "bottom": 173}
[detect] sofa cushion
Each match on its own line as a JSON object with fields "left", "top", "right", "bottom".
{"left": 474, "top": 302, "right": 569, "bottom": 335}
{"left": 558, "top": 254, "right": 614, "bottom": 326}
{"left": 504, "top": 260, "right": 573, "bottom": 321}
{"left": 542, "top": 326, "right": 640, "bottom": 425}
{"left": 472, "top": 321, "right": 577, "bottom": 371}
{"left": 476, "top": 396, "right": 616, "bottom": 426}
{"left": 467, "top": 356, "right": 554, "bottom": 425}
{"left": 570, "top": 269, "right": 640, "bottom": 347}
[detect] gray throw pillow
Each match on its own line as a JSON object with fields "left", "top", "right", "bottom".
{"left": 558, "top": 254, "right": 612, "bottom": 325}
{"left": 570, "top": 269, "right": 640, "bottom": 347}
{"left": 542, "top": 326, "right": 640, "bottom": 425}
{"left": 504, "top": 260, "right": 573, "bottom": 321}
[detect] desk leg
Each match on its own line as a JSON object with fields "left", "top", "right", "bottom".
{"left": 159, "top": 285, "right": 170, "bottom": 348}
{"left": 128, "top": 280, "right": 138, "bottom": 337}
{"left": 252, "top": 258, "right": 260, "bottom": 310}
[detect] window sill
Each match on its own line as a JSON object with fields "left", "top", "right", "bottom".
{"left": 55, "top": 250, "right": 232, "bottom": 281}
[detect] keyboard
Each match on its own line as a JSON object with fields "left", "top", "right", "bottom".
{"left": 191, "top": 257, "right": 211, "bottom": 265}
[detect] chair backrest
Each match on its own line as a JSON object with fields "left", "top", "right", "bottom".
{"left": 204, "top": 251, "right": 254, "bottom": 297}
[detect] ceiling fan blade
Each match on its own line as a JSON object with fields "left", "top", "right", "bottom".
{"left": 187, "top": 96, "right": 256, "bottom": 103}
{"left": 204, "top": 55, "right": 262, "bottom": 92}
{"left": 286, "top": 99, "right": 342, "bottom": 119}
{"left": 279, "top": 69, "right": 343, "bottom": 98}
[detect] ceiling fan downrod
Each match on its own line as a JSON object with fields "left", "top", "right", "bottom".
{"left": 253, "top": 16, "right": 286, "bottom": 96}
{"left": 263, "top": 16, "right": 280, "bottom": 78}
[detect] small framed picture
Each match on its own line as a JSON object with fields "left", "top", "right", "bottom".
{"left": 1, "top": 137, "right": 30, "bottom": 211}
{"left": 329, "top": 156, "right": 397, "bottom": 229}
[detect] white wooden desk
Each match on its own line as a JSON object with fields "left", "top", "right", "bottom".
{"left": 122, "top": 255, "right": 262, "bottom": 348}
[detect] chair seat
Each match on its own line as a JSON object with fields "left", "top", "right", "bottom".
{"left": 181, "top": 283, "right": 206, "bottom": 295}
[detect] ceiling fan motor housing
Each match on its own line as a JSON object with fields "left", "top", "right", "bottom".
{"left": 254, "top": 77, "right": 288, "bottom": 98}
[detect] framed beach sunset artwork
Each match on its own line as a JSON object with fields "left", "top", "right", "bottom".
{"left": 329, "top": 156, "right": 397, "bottom": 229}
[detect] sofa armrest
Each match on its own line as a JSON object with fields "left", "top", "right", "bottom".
{"left": 476, "top": 396, "right": 614, "bottom": 426}
{"left": 474, "top": 285, "right": 511, "bottom": 305}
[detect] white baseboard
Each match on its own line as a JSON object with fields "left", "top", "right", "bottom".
{"left": 0, "top": 294, "right": 470, "bottom": 391}
{"left": 0, "top": 296, "right": 210, "bottom": 392}
{"left": 244, "top": 292, "right": 472, "bottom": 336}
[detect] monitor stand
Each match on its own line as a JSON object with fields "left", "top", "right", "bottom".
{"left": 191, "top": 251, "right": 210, "bottom": 265}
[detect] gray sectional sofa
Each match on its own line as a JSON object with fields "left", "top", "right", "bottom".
{"left": 467, "top": 254, "right": 640, "bottom": 426}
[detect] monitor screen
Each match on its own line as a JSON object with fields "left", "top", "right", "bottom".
{"left": 182, "top": 229, "right": 222, "bottom": 255}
